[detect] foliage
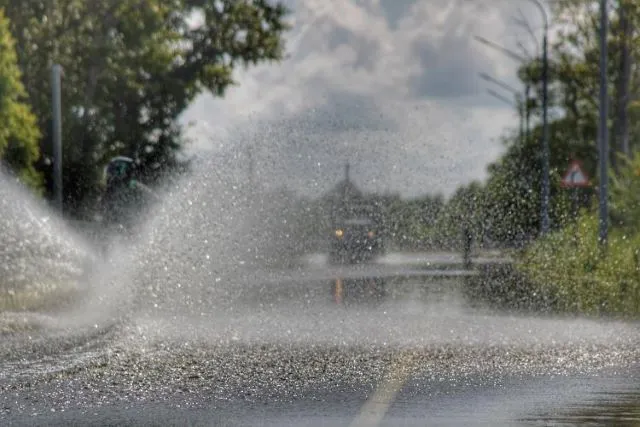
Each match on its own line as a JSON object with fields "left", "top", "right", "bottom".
{"left": 431, "top": 182, "right": 484, "bottom": 248}
{"left": 0, "top": 8, "right": 42, "bottom": 191}
{"left": 382, "top": 193, "right": 445, "bottom": 250}
{"left": 480, "top": 117, "right": 598, "bottom": 246}
{"left": 1, "top": 0, "right": 290, "bottom": 216}
{"left": 506, "top": 0, "right": 640, "bottom": 317}
{"left": 610, "top": 150, "right": 640, "bottom": 232}
{"left": 519, "top": 213, "right": 640, "bottom": 316}
{"left": 550, "top": 0, "right": 640, "bottom": 162}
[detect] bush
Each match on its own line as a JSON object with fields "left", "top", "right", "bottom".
{"left": 518, "top": 213, "right": 640, "bottom": 317}
{"left": 463, "top": 263, "right": 556, "bottom": 313}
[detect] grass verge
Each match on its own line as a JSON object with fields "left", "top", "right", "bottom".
{"left": 517, "top": 214, "right": 640, "bottom": 318}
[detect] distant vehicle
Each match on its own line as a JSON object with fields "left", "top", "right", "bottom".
{"left": 329, "top": 217, "right": 385, "bottom": 264}
{"left": 100, "top": 156, "right": 158, "bottom": 235}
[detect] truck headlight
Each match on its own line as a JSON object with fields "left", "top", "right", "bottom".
{"left": 335, "top": 229, "right": 344, "bottom": 238}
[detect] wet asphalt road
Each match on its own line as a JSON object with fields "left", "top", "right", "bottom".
{"left": 1, "top": 254, "right": 640, "bottom": 426}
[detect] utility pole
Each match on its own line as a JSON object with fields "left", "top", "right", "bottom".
{"left": 486, "top": 89, "right": 524, "bottom": 145}
{"left": 473, "top": 35, "right": 528, "bottom": 63}
{"left": 598, "top": 0, "right": 609, "bottom": 245}
{"left": 473, "top": 39, "right": 532, "bottom": 145}
{"left": 52, "top": 64, "right": 63, "bottom": 214}
{"left": 541, "top": 22, "right": 550, "bottom": 234}
{"left": 476, "top": 0, "right": 549, "bottom": 234}
{"left": 522, "top": 0, "right": 551, "bottom": 235}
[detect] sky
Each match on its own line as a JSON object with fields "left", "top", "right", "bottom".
{"left": 180, "top": 0, "right": 547, "bottom": 199}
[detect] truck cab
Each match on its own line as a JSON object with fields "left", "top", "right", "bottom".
{"left": 329, "top": 216, "right": 384, "bottom": 264}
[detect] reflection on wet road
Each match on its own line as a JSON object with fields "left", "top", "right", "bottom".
{"left": 1, "top": 255, "right": 639, "bottom": 426}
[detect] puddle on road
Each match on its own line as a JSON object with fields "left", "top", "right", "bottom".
{"left": 525, "top": 374, "right": 640, "bottom": 427}
{"left": 522, "top": 390, "right": 640, "bottom": 426}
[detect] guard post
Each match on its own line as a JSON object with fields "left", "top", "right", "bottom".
{"left": 462, "top": 226, "right": 472, "bottom": 270}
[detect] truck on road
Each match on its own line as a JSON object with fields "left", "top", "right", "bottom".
{"left": 329, "top": 215, "right": 385, "bottom": 265}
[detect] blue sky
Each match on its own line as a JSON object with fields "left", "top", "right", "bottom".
{"left": 180, "top": 0, "right": 547, "bottom": 198}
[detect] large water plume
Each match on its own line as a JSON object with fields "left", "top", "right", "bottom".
{"left": 2, "top": 137, "right": 639, "bottom": 372}
{"left": 54, "top": 142, "right": 310, "bottom": 329}
{"left": 0, "top": 168, "right": 94, "bottom": 310}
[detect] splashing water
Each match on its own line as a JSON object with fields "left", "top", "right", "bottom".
{"left": 17, "top": 145, "right": 293, "bottom": 329}
{"left": 117, "top": 150, "right": 305, "bottom": 314}
{"left": 0, "top": 134, "right": 312, "bottom": 337}
{"left": 0, "top": 169, "right": 95, "bottom": 310}
{"left": 1, "top": 132, "right": 638, "bottom": 366}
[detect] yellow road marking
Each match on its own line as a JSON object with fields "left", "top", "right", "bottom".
{"left": 349, "top": 351, "right": 416, "bottom": 427}
{"left": 334, "top": 278, "right": 343, "bottom": 304}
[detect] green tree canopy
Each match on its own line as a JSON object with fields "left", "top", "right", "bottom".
{"left": 0, "top": 7, "right": 41, "bottom": 190}
{"left": 2, "top": 0, "right": 290, "bottom": 217}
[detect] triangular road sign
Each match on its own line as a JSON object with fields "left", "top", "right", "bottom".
{"left": 561, "top": 160, "right": 590, "bottom": 188}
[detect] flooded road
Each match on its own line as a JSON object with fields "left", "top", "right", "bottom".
{"left": 1, "top": 256, "right": 639, "bottom": 426}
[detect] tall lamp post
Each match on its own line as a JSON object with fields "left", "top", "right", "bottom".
{"left": 479, "top": 72, "right": 526, "bottom": 145}
{"left": 473, "top": 37, "right": 533, "bottom": 153}
{"left": 524, "top": 0, "right": 550, "bottom": 235}
{"left": 51, "top": 64, "right": 63, "bottom": 215}
{"left": 475, "top": 0, "right": 550, "bottom": 234}
{"left": 474, "top": 0, "right": 550, "bottom": 235}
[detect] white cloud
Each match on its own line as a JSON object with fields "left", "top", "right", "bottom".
{"left": 180, "top": 0, "right": 541, "bottom": 198}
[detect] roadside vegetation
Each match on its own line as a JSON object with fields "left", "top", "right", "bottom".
{"left": 518, "top": 152, "right": 640, "bottom": 317}
{"left": 519, "top": 214, "right": 640, "bottom": 316}
{"left": 468, "top": 0, "right": 640, "bottom": 317}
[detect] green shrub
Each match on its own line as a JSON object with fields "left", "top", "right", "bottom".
{"left": 518, "top": 213, "right": 640, "bottom": 317}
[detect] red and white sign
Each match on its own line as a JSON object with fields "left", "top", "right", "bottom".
{"left": 561, "top": 160, "right": 590, "bottom": 188}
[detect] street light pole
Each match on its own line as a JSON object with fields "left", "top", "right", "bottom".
{"left": 475, "top": 0, "right": 549, "bottom": 234}
{"left": 481, "top": 72, "right": 525, "bottom": 146}
{"left": 478, "top": 72, "right": 521, "bottom": 96}
{"left": 488, "top": 90, "right": 525, "bottom": 146}
{"left": 487, "top": 88, "right": 517, "bottom": 108}
{"left": 51, "top": 64, "right": 63, "bottom": 214}
{"left": 541, "top": 22, "right": 550, "bottom": 234}
{"left": 524, "top": 0, "right": 550, "bottom": 235}
{"left": 473, "top": 35, "right": 528, "bottom": 63}
{"left": 473, "top": 38, "right": 532, "bottom": 146}
{"left": 598, "top": 0, "right": 609, "bottom": 245}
